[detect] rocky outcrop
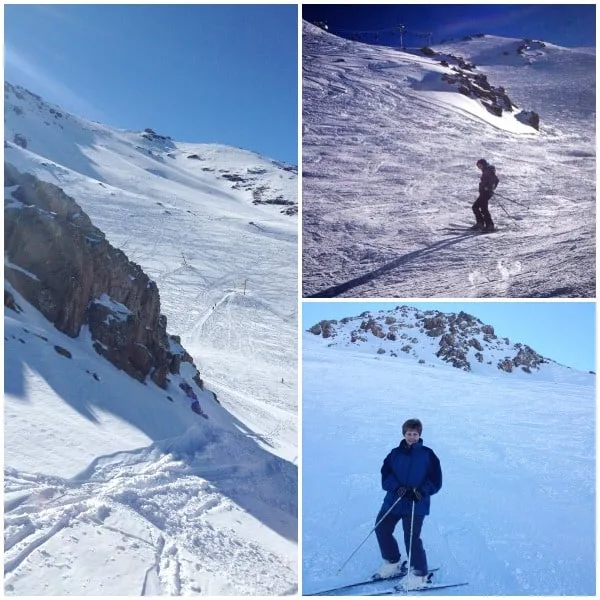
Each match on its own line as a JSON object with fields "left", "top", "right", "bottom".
{"left": 423, "top": 316, "right": 445, "bottom": 337}
{"left": 434, "top": 47, "right": 540, "bottom": 128}
{"left": 360, "top": 317, "right": 385, "bottom": 338}
{"left": 442, "top": 71, "right": 516, "bottom": 117}
{"left": 307, "top": 319, "right": 337, "bottom": 338}
{"left": 516, "top": 110, "right": 540, "bottom": 131}
{"left": 13, "top": 134, "right": 27, "bottom": 149}
{"left": 5, "top": 290, "right": 22, "bottom": 313}
{"left": 306, "top": 306, "right": 552, "bottom": 376}
{"left": 511, "top": 344, "right": 547, "bottom": 372}
{"left": 4, "top": 163, "right": 202, "bottom": 389}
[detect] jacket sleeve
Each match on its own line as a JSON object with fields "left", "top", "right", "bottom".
{"left": 381, "top": 451, "right": 400, "bottom": 492}
{"left": 421, "top": 449, "right": 442, "bottom": 496}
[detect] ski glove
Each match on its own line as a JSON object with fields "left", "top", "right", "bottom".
{"left": 405, "top": 488, "right": 424, "bottom": 501}
{"left": 396, "top": 486, "right": 408, "bottom": 498}
{"left": 412, "top": 488, "right": 424, "bottom": 501}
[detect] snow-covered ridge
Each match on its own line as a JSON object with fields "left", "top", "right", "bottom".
{"left": 306, "top": 305, "right": 593, "bottom": 381}
{"left": 4, "top": 81, "right": 297, "bottom": 216}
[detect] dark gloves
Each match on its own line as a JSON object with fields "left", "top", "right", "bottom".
{"left": 404, "top": 488, "right": 424, "bottom": 502}
{"left": 396, "top": 486, "right": 408, "bottom": 498}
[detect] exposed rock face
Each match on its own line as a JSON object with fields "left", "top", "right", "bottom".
{"left": 141, "top": 128, "right": 173, "bottom": 145}
{"left": 423, "top": 316, "right": 445, "bottom": 337}
{"left": 5, "top": 290, "right": 22, "bottom": 313}
{"left": 360, "top": 317, "right": 385, "bottom": 338}
{"left": 308, "top": 319, "right": 337, "bottom": 338}
{"left": 307, "top": 306, "right": 550, "bottom": 375}
{"left": 434, "top": 48, "right": 542, "bottom": 128}
{"left": 13, "top": 134, "right": 27, "bottom": 149}
{"left": 511, "top": 344, "right": 547, "bottom": 372}
{"left": 4, "top": 163, "right": 200, "bottom": 389}
{"left": 442, "top": 70, "right": 516, "bottom": 117}
{"left": 516, "top": 110, "right": 540, "bottom": 131}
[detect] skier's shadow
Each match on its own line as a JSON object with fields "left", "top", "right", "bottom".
{"left": 308, "top": 232, "right": 474, "bottom": 298}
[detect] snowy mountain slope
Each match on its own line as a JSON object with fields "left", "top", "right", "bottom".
{"left": 5, "top": 285, "right": 297, "bottom": 596}
{"left": 4, "top": 82, "right": 298, "bottom": 595}
{"left": 4, "top": 81, "right": 298, "bottom": 461}
{"left": 302, "top": 22, "right": 595, "bottom": 298}
{"left": 302, "top": 331, "right": 595, "bottom": 595}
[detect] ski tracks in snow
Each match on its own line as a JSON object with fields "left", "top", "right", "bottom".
{"left": 302, "top": 25, "right": 595, "bottom": 298}
{"left": 184, "top": 290, "right": 236, "bottom": 343}
{"left": 4, "top": 441, "right": 295, "bottom": 596}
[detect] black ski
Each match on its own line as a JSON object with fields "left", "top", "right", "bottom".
{"left": 441, "top": 228, "right": 478, "bottom": 234}
{"left": 442, "top": 226, "right": 499, "bottom": 235}
{"left": 306, "top": 567, "right": 438, "bottom": 596}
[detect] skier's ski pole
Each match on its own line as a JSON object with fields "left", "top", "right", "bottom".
{"left": 336, "top": 494, "right": 404, "bottom": 574}
{"left": 495, "top": 192, "right": 529, "bottom": 209}
{"left": 495, "top": 199, "right": 513, "bottom": 218}
{"left": 401, "top": 499, "right": 416, "bottom": 591}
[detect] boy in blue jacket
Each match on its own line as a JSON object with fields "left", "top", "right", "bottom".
{"left": 375, "top": 419, "right": 442, "bottom": 581}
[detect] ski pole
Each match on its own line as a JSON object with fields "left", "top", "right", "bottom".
{"left": 495, "top": 199, "right": 513, "bottom": 218}
{"left": 336, "top": 494, "right": 404, "bottom": 574}
{"left": 495, "top": 192, "right": 529, "bottom": 210}
{"left": 403, "top": 499, "right": 416, "bottom": 590}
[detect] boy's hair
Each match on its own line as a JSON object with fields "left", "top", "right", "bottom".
{"left": 402, "top": 418, "right": 423, "bottom": 435}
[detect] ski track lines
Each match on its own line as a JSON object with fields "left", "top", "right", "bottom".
{"left": 4, "top": 443, "right": 295, "bottom": 595}
{"left": 302, "top": 25, "right": 595, "bottom": 298}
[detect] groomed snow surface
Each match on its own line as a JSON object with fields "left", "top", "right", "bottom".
{"left": 302, "top": 333, "right": 595, "bottom": 596}
{"left": 4, "top": 82, "right": 298, "bottom": 595}
{"left": 302, "top": 22, "right": 595, "bottom": 298}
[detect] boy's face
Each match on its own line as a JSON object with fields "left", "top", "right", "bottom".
{"left": 404, "top": 429, "right": 420, "bottom": 445}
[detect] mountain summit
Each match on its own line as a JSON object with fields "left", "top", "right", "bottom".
{"left": 306, "top": 305, "right": 592, "bottom": 383}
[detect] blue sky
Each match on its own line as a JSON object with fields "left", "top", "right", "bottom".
{"left": 303, "top": 4, "right": 596, "bottom": 48}
{"left": 5, "top": 4, "right": 298, "bottom": 164}
{"left": 303, "top": 301, "right": 596, "bottom": 372}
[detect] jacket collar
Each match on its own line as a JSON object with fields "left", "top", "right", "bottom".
{"left": 400, "top": 438, "right": 423, "bottom": 451}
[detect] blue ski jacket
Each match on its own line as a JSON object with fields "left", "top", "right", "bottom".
{"left": 380, "top": 439, "right": 442, "bottom": 516}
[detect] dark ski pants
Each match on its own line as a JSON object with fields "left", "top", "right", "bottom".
{"left": 375, "top": 507, "right": 428, "bottom": 575}
{"left": 472, "top": 191, "right": 494, "bottom": 230}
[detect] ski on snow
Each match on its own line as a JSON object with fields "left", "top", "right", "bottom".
{"left": 442, "top": 223, "right": 500, "bottom": 235}
{"left": 306, "top": 567, "right": 439, "bottom": 596}
{"left": 365, "top": 581, "right": 469, "bottom": 595}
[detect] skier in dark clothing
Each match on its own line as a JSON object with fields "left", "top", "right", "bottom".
{"left": 472, "top": 158, "right": 499, "bottom": 232}
{"left": 374, "top": 419, "right": 442, "bottom": 583}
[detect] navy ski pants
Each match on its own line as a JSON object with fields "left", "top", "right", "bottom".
{"left": 472, "top": 191, "right": 494, "bottom": 230}
{"left": 375, "top": 507, "right": 428, "bottom": 575}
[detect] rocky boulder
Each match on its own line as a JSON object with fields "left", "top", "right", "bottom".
{"left": 423, "top": 315, "right": 445, "bottom": 337}
{"left": 436, "top": 344, "right": 470, "bottom": 371}
{"left": 13, "top": 134, "right": 27, "bottom": 149}
{"left": 516, "top": 111, "right": 540, "bottom": 131}
{"left": 307, "top": 319, "right": 336, "bottom": 338}
{"left": 5, "top": 290, "right": 22, "bottom": 313}
{"left": 512, "top": 345, "right": 546, "bottom": 372}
